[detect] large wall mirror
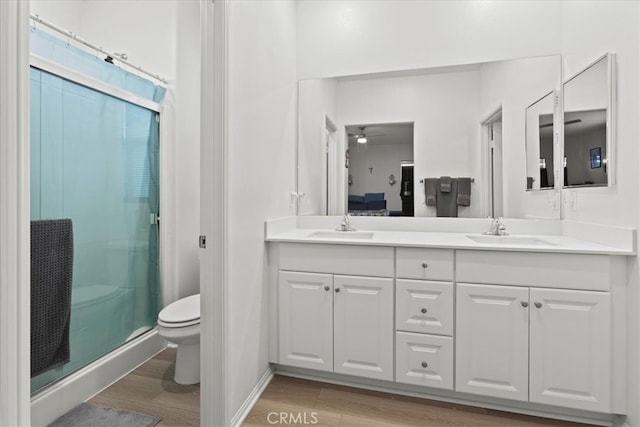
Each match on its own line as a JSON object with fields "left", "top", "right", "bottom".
{"left": 562, "top": 53, "right": 615, "bottom": 188}
{"left": 297, "top": 55, "right": 562, "bottom": 219}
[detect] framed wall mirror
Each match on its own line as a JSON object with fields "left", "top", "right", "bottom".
{"left": 562, "top": 53, "right": 615, "bottom": 188}
{"left": 525, "top": 91, "right": 557, "bottom": 191}
{"left": 297, "top": 55, "right": 562, "bottom": 219}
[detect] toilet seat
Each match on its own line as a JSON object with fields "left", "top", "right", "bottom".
{"left": 158, "top": 294, "right": 200, "bottom": 328}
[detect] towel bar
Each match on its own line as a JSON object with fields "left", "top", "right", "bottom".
{"left": 419, "top": 178, "right": 475, "bottom": 184}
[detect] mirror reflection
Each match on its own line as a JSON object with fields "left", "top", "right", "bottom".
{"left": 563, "top": 55, "right": 611, "bottom": 187}
{"left": 347, "top": 123, "right": 414, "bottom": 217}
{"left": 525, "top": 92, "right": 555, "bottom": 190}
{"left": 297, "top": 55, "right": 562, "bottom": 219}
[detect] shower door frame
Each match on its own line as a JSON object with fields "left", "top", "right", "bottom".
{"left": 30, "top": 55, "right": 162, "bottom": 114}
{"left": 0, "top": 1, "right": 31, "bottom": 425}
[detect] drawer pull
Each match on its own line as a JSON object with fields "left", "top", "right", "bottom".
{"left": 520, "top": 301, "right": 529, "bottom": 308}
{"left": 420, "top": 308, "right": 427, "bottom": 314}
{"left": 335, "top": 288, "right": 341, "bottom": 293}
{"left": 324, "top": 286, "right": 330, "bottom": 292}
{"left": 421, "top": 361, "right": 428, "bottom": 368}
{"left": 421, "top": 262, "right": 429, "bottom": 269}
{"left": 534, "top": 301, "right": 542, "bottom": 308}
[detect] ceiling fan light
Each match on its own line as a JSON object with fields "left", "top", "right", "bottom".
{"left": 357, "top": 136, "right": 367, "bottom": 144}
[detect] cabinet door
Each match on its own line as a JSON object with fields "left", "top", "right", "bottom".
{"left": 456, "top": 283, "right": 529, "bottom": 401}
{"left": 278, "top": 271, "right": 333, "bottom": 371}
{"left": 334, "top": 275, "right": 393, "bottom": 381}
{"left": 529, "top": 288, "right": 611, "bottom": 412}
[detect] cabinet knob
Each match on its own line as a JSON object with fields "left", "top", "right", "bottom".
{"left": 421, "top": 308, "right": 428, "bottom": 314}
{"left": 335, "top": 288, "right": 340, "bottom": 293}
{"left": 520, "top": 301, "right": 529, "bottom": 308}
{"left": 324, "top": 286, "right": 330, "bottom": 292}
{"left": 421, "top": 262, "right": 429, "bottom": 269}
{"left": 421, "top": 361, "right": 428, "bottom": 368}
{"left": 534, "top": 302, "right": 542, "bottom": 308}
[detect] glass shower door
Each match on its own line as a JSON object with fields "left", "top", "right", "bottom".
{"left": 30, "top": 67, "right": 161, "bottom": 392}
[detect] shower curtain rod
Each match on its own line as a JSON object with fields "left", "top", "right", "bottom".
{"left": 29, "top": 13, "right": 167, "bottom": 85}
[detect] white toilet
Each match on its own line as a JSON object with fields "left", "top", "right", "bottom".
{"left": 157, "top": 294, "right": 200, "bottom": 385}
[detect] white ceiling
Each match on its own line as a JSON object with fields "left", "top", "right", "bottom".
{"left": 346, "top": 122, "right": 414, "bottom": 146}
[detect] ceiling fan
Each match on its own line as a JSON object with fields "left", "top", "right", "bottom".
{"left": 348, "top": 126, "right": 386, "bottom": 144}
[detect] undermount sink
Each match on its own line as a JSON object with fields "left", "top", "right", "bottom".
{"left": 309, "top": 231, "right": 375, "bottom": 240}
{"left": 466, "top": 235, "right": 558, "bottom": 246}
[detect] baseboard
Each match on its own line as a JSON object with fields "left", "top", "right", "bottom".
{"left": 31, "top": 329, "right": 166, "bottom": 427}
{"left": 230, "top": 366, "right": 275, "bottom": 427}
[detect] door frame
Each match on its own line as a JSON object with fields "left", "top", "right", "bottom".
{"left": 0, "top": 1, "right": 31, "bottom": 425}
{"left": 480, "top": 106, "right": 503, "bottom": 218}
{"left": 324, "top": 115, "right": 337, "bottom": 215}
{"left": 200, "top": 0, "right": 229, "bottom": 425}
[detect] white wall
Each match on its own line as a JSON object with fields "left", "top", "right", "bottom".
{"left": 297, "top": 0, "right": 563, "bottom": 79}
{"left": 298, "top": 78, "right": 337, "bottom": 215}
{"left": 226, "top": 0, "right": 297, "bottom": 419}
{"left": 30, "top": 0, "right": 201, "bottom": 302}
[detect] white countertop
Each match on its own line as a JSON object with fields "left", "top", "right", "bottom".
{"left": 266, "top": 228, "right": 634, "bottom": 255}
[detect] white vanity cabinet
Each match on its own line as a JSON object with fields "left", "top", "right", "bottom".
{"left": 269, "top": 237, "right": 628, "bottom": 419}
{"left": 456, "top": 250, "right": 620, "bottom": 413}
{"left": 276, "top": 243, "right": 395, "bottom": 381}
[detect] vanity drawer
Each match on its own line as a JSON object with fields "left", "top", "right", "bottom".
{"left": 456, "top": 250, "right": 620, "bottom": 291}
{"left": 396, "top": 279, "right": 453, "bottom": 336}
{"left": 395, "top": 331, "right": 453, "bottom": 390}
{"left": 396, "top": 248, "right": 454, "bottom": 281}
{"left": 279, "top": 243, "right": 393, "bottom": 277}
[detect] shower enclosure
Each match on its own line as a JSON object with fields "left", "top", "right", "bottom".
{"left": 30, "top": 28, "right": 163, "bottom": 392}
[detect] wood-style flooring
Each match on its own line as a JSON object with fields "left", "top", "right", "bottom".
{"left": 89, "top": 348, "right": 200, "bottom": 426}
{"left": 88, "top": 351, "right": 591, "bottom": 427}
{"left": 243, "top": 375, "right": 592, "bottom": 427}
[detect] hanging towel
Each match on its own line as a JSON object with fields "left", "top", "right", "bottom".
{"left": 527, "top": 177, "right": 534, "bottom": 190}
{"left": 437, "top": 179, "right": 458, "bottom": 217}
{"left": 440, "top": 176, "right": 452, "bottom": 193}
{"left": 425, "top": 178, "right": 438, "bottom": 206}
{"left": 31, "top": 219, "right": 74, "bottom": 377}
{"left": 457, "top": 178, "right": 472, "bottom": 206}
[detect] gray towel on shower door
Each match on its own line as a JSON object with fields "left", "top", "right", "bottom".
{"left": 425, "top": 178, "right": 438, "bottom": 206}
{"left": 437, "top": 179, "right": 458, "bottom": 217}
{"left": 31, "top": 219, "right": 73, "bottom": 377}
{"left": 457, "top": 177, "right": 471, "bottom": 206}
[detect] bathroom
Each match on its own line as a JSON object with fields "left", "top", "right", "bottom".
{"left": 0, "top": 1, "right": 639, "bottom": 427}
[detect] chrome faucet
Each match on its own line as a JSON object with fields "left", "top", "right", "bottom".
{"left": 336, "top": 214, "right": 356, "bottom": 232}
{"left": 483, "top": 217, "right": 508, "bottom": 236}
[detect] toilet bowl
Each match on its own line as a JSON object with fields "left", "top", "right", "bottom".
{"left": 157, "top": 294, "right": 200, "bottom": 385}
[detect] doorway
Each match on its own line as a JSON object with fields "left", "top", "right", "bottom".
{"left": 345, "top": 122, "right": 414, "bottom": 216}
{"left": 482, "top": 109, "right": 503, "bottom": 218}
